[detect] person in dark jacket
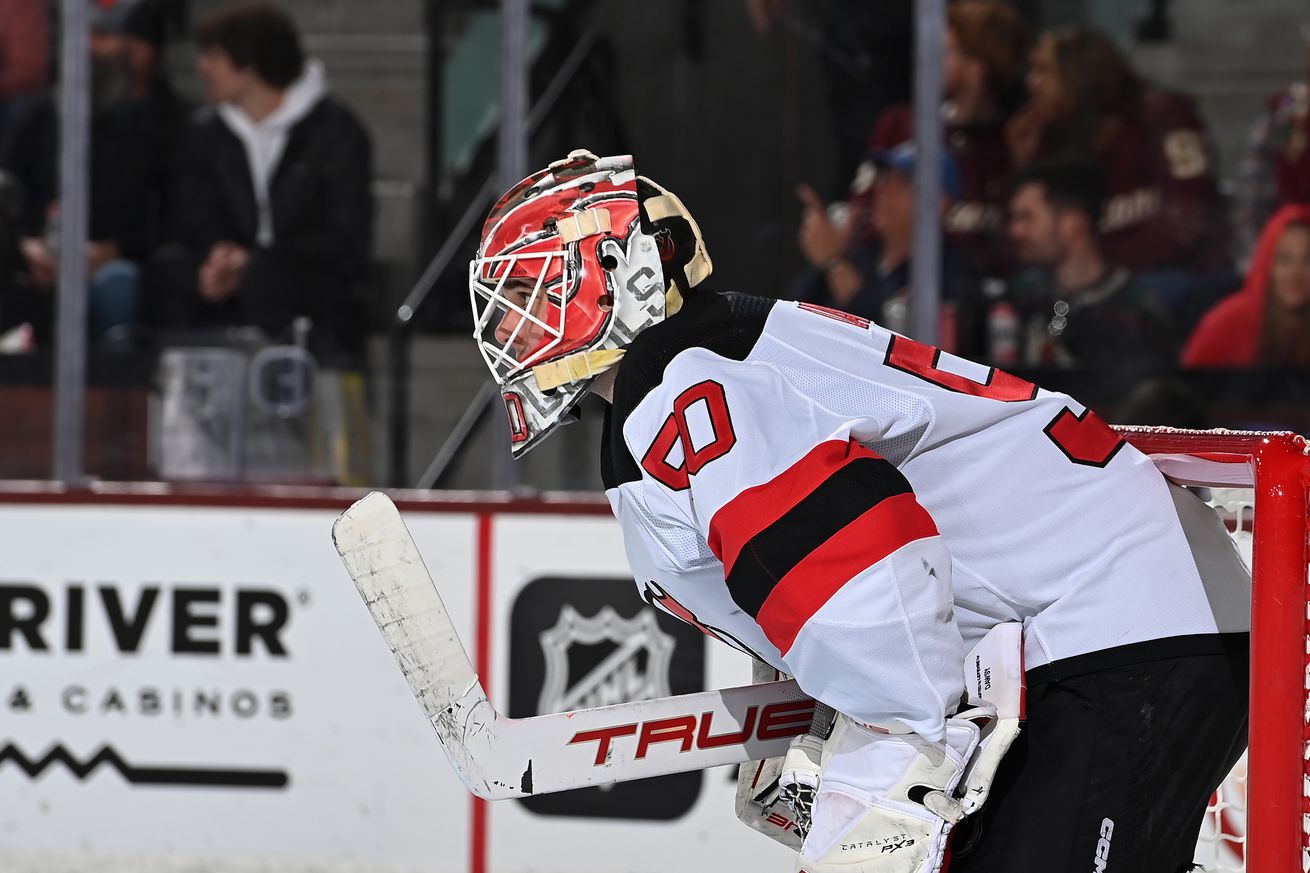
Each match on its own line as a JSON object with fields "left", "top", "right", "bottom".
{"left": 1007, "top": 27, "right": 1232, "bottom": 330}
{"left": 1004, "top": 160, "right": 1177, "bottom": 399}
{"left": 158, "top": 1, "right": 373, "bottom": 358}
{"left": 0, "top": 0, "right": 185, "bottom": 344}
{"left": 791, "top": 143, "right": 982, "bottom": 355}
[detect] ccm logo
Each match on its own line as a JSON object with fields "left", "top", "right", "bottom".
{"left": 568, "top": 699, "right": 815, "bottom": 765}
{"left": 1094, "top": 818, "right": 1114, "bottom": 872}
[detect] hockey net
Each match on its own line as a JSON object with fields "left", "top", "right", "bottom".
{"left": 1121, "top": 428, "right": 1310, "bottom": 873}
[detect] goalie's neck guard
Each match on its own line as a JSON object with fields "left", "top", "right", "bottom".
{"left": 470, "top": 149, "right": 711, "bottom": 457}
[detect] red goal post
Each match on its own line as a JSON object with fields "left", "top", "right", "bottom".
{"left": 1121, "top": 427, "right": 1310, "bottom": 872}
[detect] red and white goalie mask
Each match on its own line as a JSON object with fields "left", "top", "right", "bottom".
{"left": 470, "top": 150, "right": 711, "bottom": 456}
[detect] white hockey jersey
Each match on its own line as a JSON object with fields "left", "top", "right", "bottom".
{"left": 601, "top": 291, "right": 1250, "bottom": 741}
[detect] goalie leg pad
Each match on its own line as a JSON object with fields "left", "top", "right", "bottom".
{"left": 795, "top": 717, "right": 980, "bottom": 873}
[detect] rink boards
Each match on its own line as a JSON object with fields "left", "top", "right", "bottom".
{"left": 0, "top": 490, "right": 793, "bottom": 873}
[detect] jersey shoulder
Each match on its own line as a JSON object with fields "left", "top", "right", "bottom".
{"left": 602, "top": 290, "right": 775, "bottom": 488}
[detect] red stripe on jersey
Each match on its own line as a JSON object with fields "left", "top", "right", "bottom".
{"left": 707, "top": 438, "right": 875, "bottom": 574}
{"left": 755, "top": 492, "right": 939, "bottom": 655}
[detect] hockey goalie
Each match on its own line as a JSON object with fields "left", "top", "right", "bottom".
{"left": 343, "top": 150, "right": 1250, "bottom": 872}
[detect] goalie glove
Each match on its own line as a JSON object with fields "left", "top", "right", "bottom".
{"left": 736, "top": 624, "right": 1026, "bottom": 862}
{"left": 778, "top": 734, "right": 824, "bottom": 840}
{"left": 794, "top": 711, "right": 989, "bottom": 873}
{"left": 957, "top": 622, "right": 1024, "bottom": 815}
{"left": 778, "top": 701, "right": 837, "bottom": 839}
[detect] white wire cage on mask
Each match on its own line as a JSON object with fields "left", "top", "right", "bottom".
{"left": 468, "top": 248, "right": 576, "bottom": 383}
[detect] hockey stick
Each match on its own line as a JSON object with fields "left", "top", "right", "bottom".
{"left": 332, "top": 491, "right": 815, "bottom": 800}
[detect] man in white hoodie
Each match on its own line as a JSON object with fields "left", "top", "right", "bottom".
{"left": 162, "top": 1, "right": 373, "bottom": 358}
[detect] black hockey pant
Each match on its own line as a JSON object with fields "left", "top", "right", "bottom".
{"left": 949, "top": 641, "right": 1249, "bottom": 873}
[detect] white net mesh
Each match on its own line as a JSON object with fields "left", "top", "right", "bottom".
{"left": 1079, "top": 429, "right": 1310, "bottom": 871}
{"left": 1196, "top": 751, "right": 1249, "bottom": 870}
{"left": 1192, "top": 490, "right": 1254, "bottom": 872}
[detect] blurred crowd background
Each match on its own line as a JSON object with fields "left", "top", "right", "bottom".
{"left": 2, "top": 0, "right": 1308, "bottom": 491}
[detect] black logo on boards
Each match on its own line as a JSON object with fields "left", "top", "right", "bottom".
{"left": 0, "top": 742, "right": 288, "bottom": 788}
{"left": 509, "top": 577, "right": 705, "bottom": 820}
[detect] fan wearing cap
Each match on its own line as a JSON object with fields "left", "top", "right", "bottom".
{"left": 792, "top": 142, "right": 982, "bottom": 353}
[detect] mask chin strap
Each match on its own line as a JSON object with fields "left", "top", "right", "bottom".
{"left": 532, "top": 348, "right": 626, "bottom": 391}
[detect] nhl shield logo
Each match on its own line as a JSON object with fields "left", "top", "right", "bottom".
{"left": 537, "top": 605, "right": 675, "bottom": 715}
{"left": 509, "top": 576, "right": 706, "bottom": 820}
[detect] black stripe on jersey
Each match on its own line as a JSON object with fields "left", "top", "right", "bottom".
{"left": 725, "top": 455, "right": 913, "bottom": 619}
{"left": 603, "top": 290, "right": 775, "bottom": 489}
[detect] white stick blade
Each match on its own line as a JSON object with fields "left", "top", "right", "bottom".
{"left": 332, "top": 491, "right": 479, "bottom": 719}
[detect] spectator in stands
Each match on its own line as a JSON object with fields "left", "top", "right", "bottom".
{"left": 791, "top": 143, "right": 980, "bottom": 353}
{"left": 747, "top": 0, "right": 914, "bottom": 194}
{"left": 1004, "top": 160, "right": 1176, "bottom": 392}
{"left": 158, "top": 1, "right": 373, "bottom": 359}
{"left": 0, "top": 0, "right": 48, "bottom": 142}
{"left": 0, "top": 168, "right": 32, "bottom": 349}
{"left": 0, "top": 0, "right": 183, "bottom": 345}
{"left": 1183, "top": 205, "right": 1310, "bottom": 368}
{"left": 1232, "top": 69, "right": 1310, "bottom": 269}
{"left": 1007, "top": 27, "right": 1231, "bottom": 329}
{"left": 860, "top": 0, "right": 1030, "bottom": 278}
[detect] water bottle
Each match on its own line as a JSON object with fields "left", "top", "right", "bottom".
{"left": 988, "top": 300, "right": 1020, "bottom": 367}
{"left": 881, "top": 293, "right": 908, "bottom": 335}
{"left": 44, "top": 202, "right": 60, "bottom": 257}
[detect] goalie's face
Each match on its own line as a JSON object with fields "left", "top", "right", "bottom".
{"left": 493, "top": 278, "right": 551, "bottom": 355}
{"left": 470, "top": 236, "right": 576, "bottom": 382}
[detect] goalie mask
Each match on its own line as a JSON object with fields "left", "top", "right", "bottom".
{"left": 470, "top": 149, "right": 712, "bottom": 457}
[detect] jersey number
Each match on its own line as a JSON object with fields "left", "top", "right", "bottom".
{"left": 641, "top": 380, "right": 737, "bottom": 490}
{"left": 886, "top": 336, "right": 1124, "bottom": 467}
